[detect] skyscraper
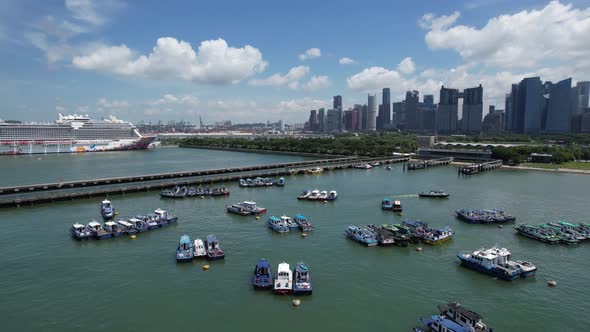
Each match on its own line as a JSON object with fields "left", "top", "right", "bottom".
{"left": 353, "top": 104, "right": 362, "bottom": 131}
{"left": 308, "top": 110, "right": 318, "bottom": 131}
{"left": 405, "top": 90, "right": 420, "bottom": 130}
{"left": 326, "top": 109, "right": 341, "bottom": 132}
{"left": 545, "top": 78, "right": 572, "bottom": 133}
{"left": 333, "top": 95, "right": 342, "bottom": 111}
{"left": 424, "top": 94, "right": 434, "bottom": 107}
{"left": 318, "top": 108, "right": 326, "bottom": 132}
{"left": 437, "top": 86, "right": 459, "bottom": 133}
{"left": 572, "top": 81, "right": 590, "bottom": 114}
{"left": 461, "top": 85, "right": 483, "bottom": 133}
{"left": 361, "top": 105, "right": 368, "bottom": 130}
{"left": 515, "top": 77, "right": 543, "bottom": 133}
{"left": 379, "top": 88, "right": 391, "bottom": 129}
{"left": 343, "top": 110, "right": 353, "bottom": 131}
{"left": 392, "top": 101, "right": 404, "bottom": 129}
{"left": 367, "top": 94, "right": 377, "bottom": 131}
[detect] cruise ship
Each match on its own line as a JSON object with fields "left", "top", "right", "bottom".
{"left": 0, "top": 114, "right": 156, "bottom": 155}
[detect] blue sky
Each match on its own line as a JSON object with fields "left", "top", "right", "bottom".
{"left": 0, "top": 0, "right": 589, "bottom": 124}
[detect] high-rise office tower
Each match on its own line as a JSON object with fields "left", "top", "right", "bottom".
{"left": 437, "top": 86, "right": 459, "bottom": 133}
{"left": 461, "top": 85, "right": 483, "bottom": 133}
{"left": 361, "top": 105, "right": 368, "bottom": 130}
{"left": 318, "top": 108, "right": 326, "bottom": 132}
{"left": 308, "top": 110, "right": 318, "bottom": 131}
{"left": 545, "top": 78, "right": 572, "bottom": 133}
{"left": 405, "top": 90, "right": 420, "bottom": 130}
{"left": 367, "top": 94, "right": 377, "bottom": 131}
{"left": 333, "top": 95, "right": 342, "bottom": 111}
{"left": 379, "top": 88, "right": 391, "bottom": 129}
{"left": 353, "top": 104, "right": 362, "bottom": 131}
{"left": 515, "top": 77, "right": 543, "bottom": 133}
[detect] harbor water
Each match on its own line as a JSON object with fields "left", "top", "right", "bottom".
{"left": 1, "top": 148, "right": 589, "bottom": 331}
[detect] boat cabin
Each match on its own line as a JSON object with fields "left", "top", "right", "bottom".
{"left": 117, "top": 220, "right": 134, "bottom": 230}
{"left": 87, "top": 221, "right": 102, "bottom": 231}
{"left": 439, "top": 303, "right": 488, "bottom": 331}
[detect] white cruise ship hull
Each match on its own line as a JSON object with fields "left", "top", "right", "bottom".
{"left": 0, "top": 136, "right": 156, "bottom": 155}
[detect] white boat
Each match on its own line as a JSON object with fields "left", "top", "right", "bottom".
{"left": 327, "top": 190, "right": 338, "bottom": 201}
{"left": 117, "top": 220, "right": 138, "bottom": 235}
{"left": 193, "top": 239, "right": 207, "bottom": 258}
{"left": 318, "top": 190, "right": 328, "bottom": 200}
{"left": 273, "top": 262, "right": 293, "bottom": 294}
{"left": 306, "top": 167, "right": 323, "bottom": 174}
{"left": 281, "top": 215, "right": 298, "bottom": 230}
{"left": 371, "top": 162, "right": 381, "bottom": 167}
{"left": 307, "top": 190, "right": 321, "bottom": 200}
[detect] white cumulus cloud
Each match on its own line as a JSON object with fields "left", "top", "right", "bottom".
{"left": 397, "top": 57, "right": 416, "bottom": 74}
{"left": 249, "top": 65, "right": 309, "bottom": 88}
{"left": 302, "top": 75, "right": 331, "bottom": 91}
{"left": 299, "top": 48, "right": 321, "bottom": 61}
{"left": 72, "top": 37, "right": 268, "bottom": 85}
{"left": 339, "top": 57, "right": 356, "bottom": 65}
{"left": 97, "top": 98, "right": 130, "bottom": 109}
{"left": 346, "top": 67, "right": 403, "bottom": 92}
{"left": 152, "top": 94, "right": 200, "bottom": 106}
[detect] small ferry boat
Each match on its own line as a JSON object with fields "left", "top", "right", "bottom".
{"left": 307, "top": 189, "right": 321, "bottom": 200}
{"left": 254, "top": 177, "right": 265, "bottom": 186}
{"left": 293, "top": 262, "right": 312, "bottom": 295}
{"left": 419, "top": 315, "right": 471, "bottom": 332}
{"left": 239, "top": 179, "right": 248, "bottom": 187}
{"left": 176, "top": 235, "right": 194, "bottom": 263}
{"left": 367, "top": 225, "right": 395, "bottom": 246}
{"left": 355, "top": 163, "right": 373, "bottom": 169}
{"left": 238, "top": 201, "right": 266, "bottom": 214}
{"left": 346, "top": 225, "right": 377, "bottom": 246}
{"left": 71, "top": 223, "right": 93, "bottom": 240}
{"left": 371, "top": 162, "right": 381, "bottom": 167}
{"left": 246, "top": 178, "right": 256, "bottom": 187}
{"left": 392, "top": 200, "right": 402, "bottom": 212}
{"left": 206, "top": 234, "right": 225, "bottom": 260}
{"left": 514, "top": 224, "right": 561, "bottom": 244}
{"left": 281, "top": 215, "right": 298, "bottom": 230}
{"left": 438, "top": 302, "right": 492, "bottom": 332}
{"left": 226, "top": 203, "right": 251, "bottom": 216}
{"left": 317, "top": 190, "right": 328, "bottom": 200}
{"left": 104, "top": 221, "right": 124, "bottom": 237}
{"left": 305, "top": 167, "right": 323, "bottom": 174}
{"left": 193, "top": 239, "right": 207, "bottom": 258}
{"left": 457, "top": 246, "right": 537, "bottom": 281}
{"left": 100, "top": 199, "right": 115, "bottom": 219}
{"left": 137, "top": 215, "right": 159, "bottom": 230}
{"left": 128, "top": 217, "right": 149, "bottom": 232}
{"left": 294, "top": 214, "right": 313, "bottom": 232}
{"left": 117, "top": 220, "right": 138, "bottom": 235}
{"left": 275, "top": 177, "right": 285, "bottom": 186}
{"left": 381, "top": 198, "right": 393, "bottom": 210}
{"left": 419, "top": 190, "right": 450, "bottom": 198}
{"left": 154, "top": 208, "right": 178, "bottom": 224}
{"left": 273, "top": 262, "right": 293, "bottom": 294}
{"left": 253, "top": 258, "right": 273, "bottom": 289}
{"left": 268, "top": 216, "right": 290, "bottom": 233}
{"left": 326, "top": 190, "right": 337, "bottom": 201}
{"left": 87, "top": 221, "right": 112, "bottom": 240}
{"left": 422, "top": 227, "right": 454, "bottom": 245}
{"left": 386, "top": 166, "right": 392, "bottom": 170}
{"left": 297, "top": 189, "right": 312, "bottom": 200}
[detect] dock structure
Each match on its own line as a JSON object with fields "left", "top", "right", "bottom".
{"left": 405, "top": 157, "right": 453, "bottom": 171}
{"left": 0, "top": 155, "right": 409, "bottom": 208}
{"left": 458, "top": 160, "right": 503, "bottom": 175}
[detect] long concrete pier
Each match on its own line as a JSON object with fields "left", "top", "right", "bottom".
{"left": 404, "top": 157, "right": 453, "bottom": 170}
{"left": 0, "top": 156, "right": 409, "bottom": 208}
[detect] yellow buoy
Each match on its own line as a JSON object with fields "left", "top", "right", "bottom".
{"left": 416, "top": 247, "right": 422, "bottom": 251}
{"left": 301, "top": 233, "right": 307, "bottom": 238}
{"left": 130, "top": 235, "right": 137, "bottom": 240}
{"left": 201, "top": 196, "right": 205, "bottom": 199}
{"left": 256, "top": 216, "right": 260, "bottom": 220}
{"left": 548, "top": 280, "right": 557, "bottom": 287}
{"left": 114, "top": 211, "right": 119, "bottom": 216}
{"left": 292, "top": 299, "right": 301, "bottom": 306}
{"left": 399, "top": 212, "right": 403, "bottom": 216}
{"left": 323, "top": 200, "right": 328, "bottom": 203}
{"left": 203, "top": 265, "right": 210, "bottom": 270}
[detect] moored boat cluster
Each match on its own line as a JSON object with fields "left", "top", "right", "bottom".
{"left": 297, "top": 189, "right": 337, "bottom": 201}
{"left": 176, "top": 234, "right": 225, "bottom": 262}
{"left": 456, "top": 208, "right": 516, "bottom": 224}
{"left": 239, "top": 177, "right": 285, "bottom": 187}
{"left": 345, "top": 221, "right": 454, "bottom": 247}
{"left": 268, "top": 214, "right": 313, "bottom": 233}
{"left": 160, "top": 185, "right": 230, "bottom": 198}
{"left": 514, "top": 221, "right": 590, "bottom": 244}
{"left": 253, "top": 259, "right": 312, "bottom": 295}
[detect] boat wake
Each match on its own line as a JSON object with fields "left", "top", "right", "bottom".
{"left": 391, "top": 194, "right": 419, "bottom": 198}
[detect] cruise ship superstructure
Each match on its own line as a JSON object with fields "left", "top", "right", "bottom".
{"left": 0, "top": 114, "right": 156, "bottom": 155}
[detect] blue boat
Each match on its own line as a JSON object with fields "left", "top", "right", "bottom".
{"left": 206, "top": 234, "right": 225, "bottom": 260}
{"left": 226, "top": 203, "right": 251, "bottom": 216}
{"left": 253, "top": 258, "right": 273, "bottom": 289}
{"left": 275, "top": 177, "right": 285, "bottom": 186}
{"left": 268, "top": 216, "right": 290, "bottom": 233}
{"left": 100, "top": 199, "right": 114, "bottom": 219}
{"left": 71, "top": 223, "right": 93, "bottom": 240}
{"left": 117, "top": 220, "right": 138, "bottom": 235}
{"left": 176, "top": 235, "right": 194, "bottom": 262}
{"left": 186, "top": 187, "right": 198, "bottom": 197}
{"left": 420, "top": 315, "right": 471, "bottom": 332}
{"left": 137, "top": 215, "right": 159, "bottom": 230}
{"left": 293, "top": 262, "right": 312, "bottom": 295}
{"left": 346, "top": 225, "right": 377, "bottom": 246}
{"left": 104, "top": 221, "right": 124, "bottom": 237}
{"left": 153, "top": 208, "right": 178, "bottom": 225}
{"left": 381, "top": 198, "right": 393, "bottom": 210}
{"left": 294, "top": 214, "right": 313, "bottom": 232}
{"left": 457, "top": 246, "right": 536, "bottom": 281}
{"left": 87, "top": 221, "right": 112, "bottom": 240}
{"left": 402, "top": 220, "right": 431, "bottom": 239}
{"left": 128, "top": 217, "right": 149, "bottom": 232}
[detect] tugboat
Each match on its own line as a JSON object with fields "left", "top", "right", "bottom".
{"left": 206, "top": 234, "right": 225, "bottom": 260}
{"left": 345, "top": 225, "right": 377, "bottom": 246}
{"left": 367, "top": 225, "right": 395, "bottom": 246}
{"left": 419, "top": 315, "right": 471, "bottom": 332}
{"left": 514, "top": 224, "right": 561, "bottom": 244}
{"left": 281, "top": 215, "right": 299, "bottom": 230}
{"left": 307, "top": 190, "right": 321, "bottom": 200}
{"left": 100, "top": 199, "right": 115, "bottom": 219}
{"left": 71, "top": 223, "right": 93, "bottom": 240}
{"left": 294, "top": 214, "right": 313, "bottom": 232}
{"left": 317, "top": 190, "right": 328, "bottom": 200}
{"left": 268, "top": 216, "right": 290, "bottom": 233}
{"left": 293, "top": 262, "right": 312, "bottom": 295}
{"left": 138, "top": 215, "right": 159, "bottom": 230}
{"left": 297, "top": 189, "right": 312, "bottom": 200}
{"left": 104, "top": 221, "right": 124, "bottom": 237}
{"left": 326, "top": 190, "right": 338, "bottom": 201}
{"left": 176, "top": 235, "right": 194, "bottom": 262}
{"left": 117, "top": 220, "right": 138, "bottom": 235}
{"left": 457, "top": 246, "right": 537, "bottom": 281}
{"left": 273, "top": 262, "right": 293, "bottom": 294}
{"left": 419, "top": 190, "right": 450, "bottom": 198}
{"left": 87, "top": 221, "right": 112, "bottom": 240}
{"left": 253, "top": 258, "right": 273, "bottom": 289}
{"left": 438, "top": 302, "right": 492, "bottom": 332}
{"left": 422, "top": 227, "right": 454, "bottom": 245}
{"left": 193, "top": 239, "right": 207, "bottom": 258}
{"left": 381, "top": 198, "right": 393, "bottom": 210}
{"left": 392, "top": 200, "right": 403, "bottom": 212}
{"left": 275, "top": 177, "right": 285, "bottom": 186}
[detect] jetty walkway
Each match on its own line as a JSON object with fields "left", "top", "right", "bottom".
{"left": 0, "top": 156, "right": 409, "bottom": 208}
{"left": 458, "top": 160, "right": 503, "bottom": 175}
{"left": 404, "top": 157, "right": 452, "bottom": 171}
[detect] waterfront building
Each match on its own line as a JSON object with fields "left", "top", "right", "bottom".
{"left": 318, "top": 108, "right": 326, "bottom": 132}
{"left": 545, "top": 78, "right": 573, "bottom": 133}
{"left": 367, "top": 94, "right": 377, "bottom": 131}
{"left": 483, "top": 106, "right": 505, "bottom": 133}
{"left": 461, "top": 85, "right": 483, "bottom": 133}
{"left": 405, "top": 90, "right": 420, "bottom": 130}
{"left": 437, "top": 86, "right": 459, "bottom": 133}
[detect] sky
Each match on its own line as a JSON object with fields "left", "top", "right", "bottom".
{"left": 1, "top": 0, "right": 589, "bottom": 124}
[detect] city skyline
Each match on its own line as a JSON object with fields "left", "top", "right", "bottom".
{"left": 1, "top": 0, "right": 590, "bottom": 123}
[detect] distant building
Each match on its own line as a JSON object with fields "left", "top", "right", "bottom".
{"left": 437, "top": 86, "right": 459, "bottom": 133}
{"left": 333, "top": 95, "right": 342, "bottom": 111}
{"left": 530, "top": 153, "right": 553, "bottom": 163}
{"left": 416, "top": 135, "right": 435, "bottom": 148}
{"left": 405, "top": 90, "right": 420, "bottom": 130}
{"left": 353, "top": 104, "right": 362, "bottom": 131}
{"left": 308, "top": 110, "right": 318, "bottom": 131}
{"left": 483, "top": 106, "right": 505, "bottom": 133}
{"left": 461, "top": 85, "right": 483, "bottom": 133}
{"left": 572, "top": 109, "right": 590, "bottom": 133}
{"left": 279, "top": 120, "right": 284, "bottom": 131}
{"left": 318, "top": 108, "right": 326, "bottom": 132}
{"left": 326, "top": 109, "right": 342, "bottom": 132}
{"left": 367, "top": 94, "right": 377, "bottom": 131}
{"left": 517, "top": 77, "right": 544, "bottom": 133}
{"left": 379, "top": 88, "right": 391, "bottom": 129}
{"left": 545, "top": 78, "right": 573, "bottom": 133}
{"left": 361, "top": 105, "right": 368, "bottom": 131}
{"left": 343, "top": 110, "right": 353, "bottom": 131}
{"left": 392, "top": 101, "right": 404, "bottom": 129}
{"left": 572, "top": 81, "right": 590, "bottom": 114}
{"left": 424, "top": 94, "right": 434, "bottom": 107}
